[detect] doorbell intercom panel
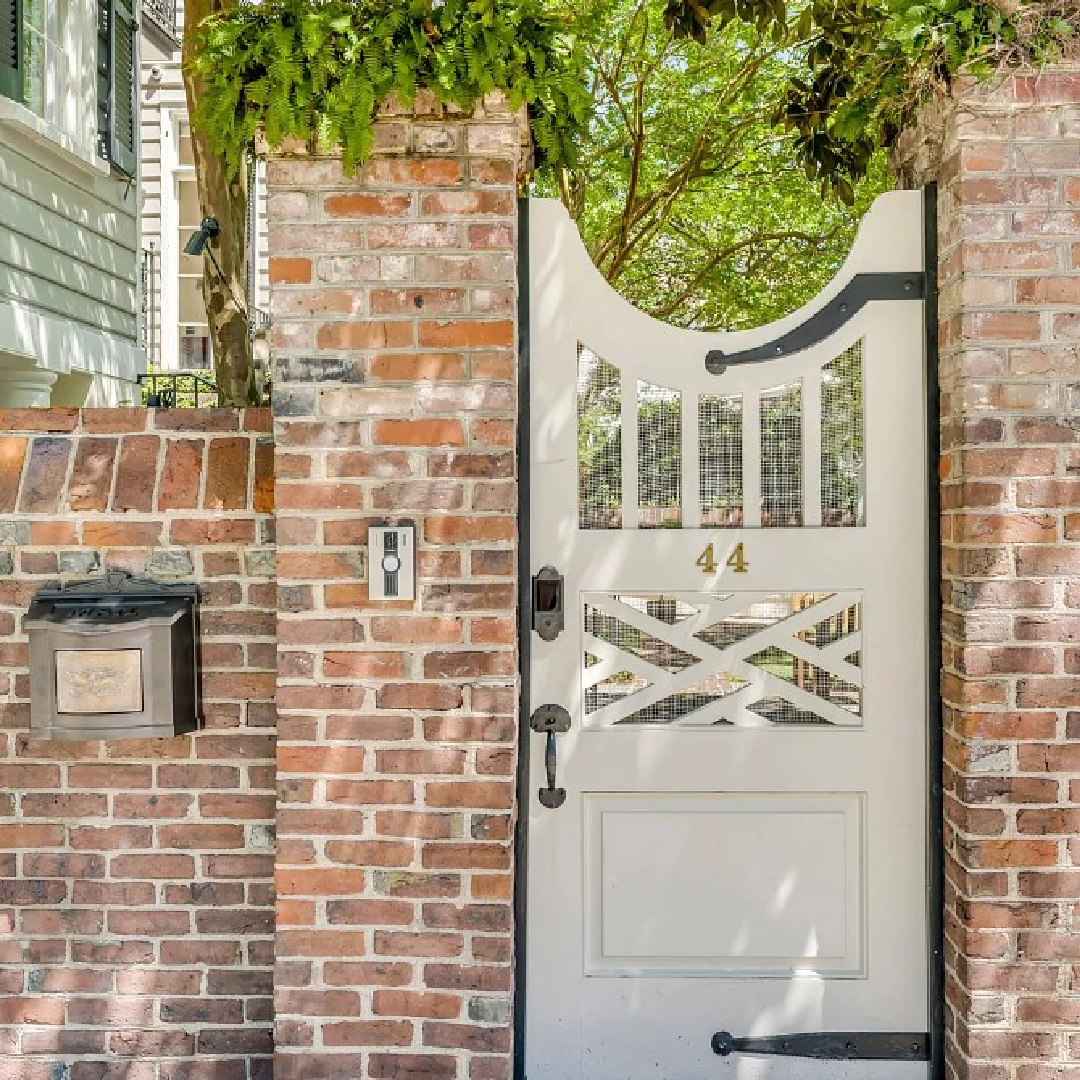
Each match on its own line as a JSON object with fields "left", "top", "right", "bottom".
{"left": 368, "top": 526, "right": 415, "bottom": 601}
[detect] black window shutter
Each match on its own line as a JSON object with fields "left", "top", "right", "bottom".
{"left": 0, "top": 0, "right": 22, "bottom": 102}
{"left": 99, "top": 0, "right": 137, "bottom": 175}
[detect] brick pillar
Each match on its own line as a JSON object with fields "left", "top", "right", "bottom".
{"left": 268, "top": 95, "right": 526, "bottom": 1079}
{"left": 899, "top": 69, "right": 1080, "bottom": 1079}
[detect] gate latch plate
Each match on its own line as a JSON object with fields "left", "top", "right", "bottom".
{"left": 532, "top": 566, "right": 565, "bottom": 641}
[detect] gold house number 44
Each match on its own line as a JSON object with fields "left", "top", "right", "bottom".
{"left": 697, "top": 542, "right": 749, "bottom": 574}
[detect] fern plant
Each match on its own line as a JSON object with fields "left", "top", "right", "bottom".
{"left": 190, "top": 0, "right": 590, "bottom": 178}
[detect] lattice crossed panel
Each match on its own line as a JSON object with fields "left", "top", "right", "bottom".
{"left": 583, "top": 592, "right": 863, "bottom": 727}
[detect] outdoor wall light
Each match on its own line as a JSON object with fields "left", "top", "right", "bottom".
{"left": 184, "top": 216, "right": 221, "bottom": 256}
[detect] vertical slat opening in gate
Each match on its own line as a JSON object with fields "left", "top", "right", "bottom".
{"left": 742, "top": 392, "right": 761, "bottom": 528}
{"left": 682, "top": 391, "right": 701, "bottom": 528}
{"left": 621, "top": 372, "right": 639, "bottom": 529}
{"left": 803, "top": 367, "right": 823, "bottom": 528}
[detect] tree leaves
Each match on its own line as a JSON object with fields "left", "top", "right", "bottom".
{"left": 190, "top": 0, "right": 591, "bottom": 177}
{"left": 536, "top": 0, "right": 889, "bottom": 331}
{"left": 667, "top": 0, "right": 1076, "bottom": 199}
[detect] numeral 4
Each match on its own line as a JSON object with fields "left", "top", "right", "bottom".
{"left": 696, "top": 543, "right": 717, "bottom": 573}
{"left": 726, "top": 542, "right": 749, "bottom": 574}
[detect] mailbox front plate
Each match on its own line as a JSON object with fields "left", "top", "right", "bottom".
{"left": 55, "top": 649, "right": 144, "bottom": 715}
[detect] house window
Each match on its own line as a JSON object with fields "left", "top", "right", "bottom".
{"left": 0, "top": 0, "right": 136, "bottom": 171}
{"left": 6, "top": 0, "right": 69, "bottom": 123}
{"left": 176, "top": 121, "right": 212, "bottom": 371}
{"left": 0, "top": 1, "right": 19, "bottom": 101}
{"left": 97, "top": 0, "right": 138, "bottom": 174}
{"left": 22, "top": 0, "right": 49, "bottom": 117}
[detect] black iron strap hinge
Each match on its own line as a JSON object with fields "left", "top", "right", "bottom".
{"left": 705, "top": 271, "right": 926, "bottom": 373}
{"left": 711, "top": 1030, "right": 930, "bottom": 1061}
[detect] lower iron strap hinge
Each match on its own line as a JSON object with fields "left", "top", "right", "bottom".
{"left": 711, "top": 1030, "right": 930, "bottom": 1061}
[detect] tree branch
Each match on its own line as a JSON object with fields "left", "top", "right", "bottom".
{"left": 651, "top": 227, "right": 841, "bottom": 321}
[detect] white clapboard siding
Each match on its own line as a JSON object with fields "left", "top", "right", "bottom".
{"left": 0, "top": 139, "right": 139, "bottom": 343}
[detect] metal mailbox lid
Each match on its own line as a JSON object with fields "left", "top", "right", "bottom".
{"left": 30, "top": 571, "right": 198, "bottom": 604}
{"left": 25, "top": 597, "right": 191, "bottom": 632}
{"left": 25, "top": 572, "right": 198, "bottom": 630}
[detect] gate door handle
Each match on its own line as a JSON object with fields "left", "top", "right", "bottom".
{"left": 530, "top": 704, "right": 570, "bottom": 809}
{"left": 711, "top": 1031, "right": 930, "bottom": 1061}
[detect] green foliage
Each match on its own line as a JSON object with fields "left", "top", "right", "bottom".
{"left": 536, "top": 0, "right": 889, "bottom": 330}
{"left": 664, "top": 0, "right": 1078, "bottom": 201}
{"left": 190, "top": 0, "right": 591, "bottom": 177}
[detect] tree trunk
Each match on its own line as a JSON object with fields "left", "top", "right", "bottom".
{"left": 181, "top": 0, "right": 260, "bottom": 406}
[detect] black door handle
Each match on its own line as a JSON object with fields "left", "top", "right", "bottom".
{"left": 530, "top": 704, "right": 570, "bottom": 809}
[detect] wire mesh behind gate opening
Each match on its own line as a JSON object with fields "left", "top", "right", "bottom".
{"left": 576, "top": 341, "right": 865, "bottom": 530}
{"left": 583, "top": 593, "right": 863, "bottom": 727}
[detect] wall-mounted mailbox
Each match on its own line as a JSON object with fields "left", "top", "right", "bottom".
{"left": 26, "top": 572, "right": 201, "bottom": 741}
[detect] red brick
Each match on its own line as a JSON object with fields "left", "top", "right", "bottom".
{"left": 0, "top": 823, "right": 64, "bottom": 847}
{"left": 0, "top": 407, "right": 78, "bottom": 431}
{"left": 374, "top": 419, "right": 466, "bottom": 447}
{"left": 277, "top": 746, "right": 367, "bottom": 774}
{"left": 418, "top": 320, "right": 514, "bottom": 348}
{"left": 422, "top": 843, "right": 510, "bottom": 871}
{"left": 18, "top": 437, "right": 71, "bottom": 512}
{"left": 372, "top": 616, "right": 465, "bottom": 643}
{"left": 205, "top": 437, "right": 251, "bottom": 510}
{"left": 65, "top": 437, "right": 116, "bottom": 511}
{"left": 153, "top": 409, "right": 240, "bottom": 432}
{"left": 270, "top": 257, "right": 312, "bottom": 284}
{"left": 325, "top": 780, "right": 415, "bottom": 805}
{"left": 368, "top": 1054, "right": 457, "bottom": 1079}
{"left": 375, "top": 684, "right": 465, "bottom": 711}
{"left": 276, "top": 483, "right": 367, "bottom": 510}
{"left": 373, "top": 990, "right": 461, "bottom": 1019}
{"left": 425, "top": 783, "right": 513, "bottom": 809}
{"left": 325, "top": 192, "right": 413, "bottom": 217}
{"left": 0, "top": 997, "right": 65, "bottom": 1024}
{"left": 322, "top": 1020, "right": 414, "bottom": 1047}
{"left": 323, "top": 651, "right": 406, "bottom": 678}
{"left": 375, "top": 931, "right": 463, "bottom": 957}
{"left": 325, "top": 840, "right": 416, "bottom": 866}
{"left": 254, "top": 438, "right": 275, "bottom": 513}
{"left": 112, "top": 434, "right": 159, "bottom": 511}
{"left": 81, "top": 520, "right": 162, "bottom": 547}
{"left": 265, "top": 110, "right": 526, "bottom": 1067}
{"left": 0, "top": 435, "right": 27, "bottom": 511}
{"left": 277, "top": 929, "right": 368, "bottom": 956}
{"left": 316, "top": 320, "right": 415, "bottom": 351}
{"left": 158, "top": 438, "right": 204, "bottom": 510}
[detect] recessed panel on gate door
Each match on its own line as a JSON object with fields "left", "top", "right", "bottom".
{"left": 583, "top": 793, "right": 865, "bottom": 978}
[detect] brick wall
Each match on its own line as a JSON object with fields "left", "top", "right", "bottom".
{"left": 268, "top": 94, "right": 525, "bottom": 1079}
{"left": 899, "top": 70, "right": 1080, "bottom": 1079}
{"left": 0, "top": 64, "right": 1074, "bottom": 1080}
{"left": 0, "top": 408, "right": 277, "bottom": 1080}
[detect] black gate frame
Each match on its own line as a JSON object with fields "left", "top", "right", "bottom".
{"left": 513, "top": 185, "right": 945, "bottom": 1080}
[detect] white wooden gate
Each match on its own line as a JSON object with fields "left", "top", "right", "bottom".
{"left": 524, "top": 191, "right": 932, "bottom": 1079}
